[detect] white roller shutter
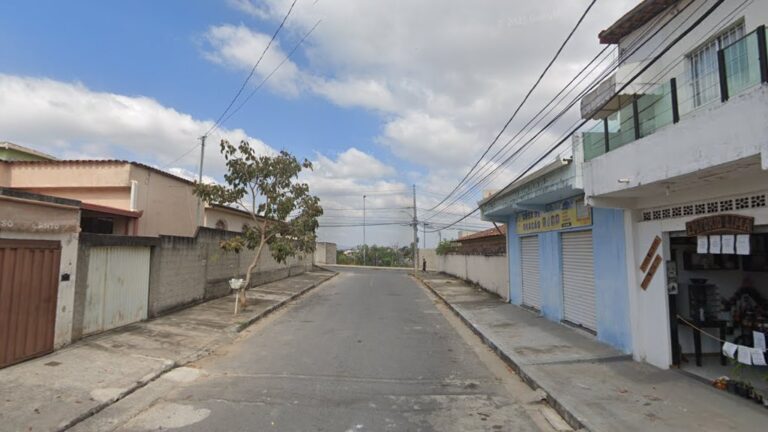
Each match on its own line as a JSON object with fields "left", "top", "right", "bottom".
{"left": 562, "top": 230, "right": 597, "bottom": 331}
{"left": 520, "top": 236, "right": 541, "bottom": 310}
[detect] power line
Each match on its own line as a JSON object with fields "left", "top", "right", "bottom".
{"left": 427, "top": 0, "right": 728, "bottom": 232}
{"left": 163, "top": 4, "right": 310, "bottom": 170}
{"left": 204, "top": 0, "right": 299, "bottom": 138}
{"left": 427, "top": 0, "right": 706, "bottom": 220}
{"left": 429, "top": 0, "right": 599, "bottom": 212}
{"left": 427, "top": 0, "right": 703, "bottom": 221}
{"left": 212, "top": 19, "right": 322, "bottom": 134}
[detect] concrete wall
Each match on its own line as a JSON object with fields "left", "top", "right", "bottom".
{"left": 539, "top": 231, "right": 563, "bottom": 322}
{"left": 314, "top": 242, "right": 337, "bottom": 265}
{"left": 421, "top": 249, "right": 509, "bottom": 301}
{"left": 147, "top": 227, "right": 313, "bottom": 316}
{"left": 592, "top": 208, "right": 632, "bottom": 353}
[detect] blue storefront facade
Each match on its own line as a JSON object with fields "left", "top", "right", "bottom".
{"left": 481, "top": 154, "right": 632, "bottom": 353}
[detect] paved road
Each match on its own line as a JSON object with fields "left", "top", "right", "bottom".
{"left": 77, "top": 268, "right": 566, "bottom": 431}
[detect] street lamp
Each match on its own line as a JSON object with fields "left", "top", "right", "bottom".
{"left": 363, "top": 195, "right": 366, "bottom": 266}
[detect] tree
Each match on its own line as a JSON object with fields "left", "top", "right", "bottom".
{"left": 195, "top": 140, "right": 323, "bottom": 313}
{"left": 435, "top": 239, "right": 460, "bottom": 256}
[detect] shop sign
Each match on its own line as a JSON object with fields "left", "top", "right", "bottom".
{"left": 685, "top": 214, "right": 754, "bottom": 236}
{"left": 517, "top": 198, "right": 592, "bottom": 235}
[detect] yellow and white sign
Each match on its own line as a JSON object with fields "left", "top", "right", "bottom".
{"left": 517, "top": 199, "right": 592, "bottom": 235}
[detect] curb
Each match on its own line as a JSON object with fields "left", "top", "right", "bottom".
{"left": 413, "top": 273, "right": 589, "bottom": 432}
{"left": 57, "top": 271, "right": 339, "bottom": 432}
{"left": 230, "top": 272, "right": 339, "bottom": 333}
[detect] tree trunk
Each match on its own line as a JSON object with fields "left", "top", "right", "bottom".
{"left": 239, "top": 240, "right": 266, "bottom": 311}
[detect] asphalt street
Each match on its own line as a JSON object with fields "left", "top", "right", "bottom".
{"left": 76, "top": 267, "right": 567, "bottom": 432}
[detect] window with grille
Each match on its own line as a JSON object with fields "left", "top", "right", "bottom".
{"left": 688, "top": 23, "right": 745, "bottom": 107}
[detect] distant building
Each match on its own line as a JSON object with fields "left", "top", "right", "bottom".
{"left": 314, "top": 242, "right": 337, "bottom": 265}
{"left": 457, "top": 226, "right": 506, "bottom": 256}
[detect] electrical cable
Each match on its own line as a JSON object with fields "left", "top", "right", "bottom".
{"left": 429, "top": 0, "right": 599, "bottom": 212}
{"left": 426, "top": 0, "right": 728, "bottom": 232}
{"left": 204, "top": 0, "right": 299, "bottom": 138}
{"left": 426, "top": 0, "right": 710, "bottom": 220}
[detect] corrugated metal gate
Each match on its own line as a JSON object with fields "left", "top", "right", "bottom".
{"left": 520, "top": 236, "right": 541, "bottom": 310}
{"left": 562, "top": 230, "right": 597, "bottom": 331}
{"left": 82, "top": 246, "right": 150, "bottom": 336}
{"left": 0, "top": 239, "right": 61, "bottom": 368}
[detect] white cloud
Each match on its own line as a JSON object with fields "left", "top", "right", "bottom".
{"left": 212, "top": 0, "right": 637, "bottom": 206}
{"left": 309, "top": 77, "right": 399, "bottom": 112}
{"left": 314, "top": 147, "right": 395, "bottom": 179}
{"left": 226, "top": 0, "right": 271, "bottom": 19}
{"left": 203, "top": 24, "right": 302, "bottom": 97}
{"left": 0, "top": 74, "right": 273, "bottom": 178}
{"left": 379, "top": 112, "right": 480, "bottom": 169}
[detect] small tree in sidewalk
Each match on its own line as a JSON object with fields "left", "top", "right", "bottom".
{"left": 194, "top": 140, "right": 323, "bottom": 313}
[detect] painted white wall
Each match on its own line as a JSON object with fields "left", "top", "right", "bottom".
{"left": 421, "top": 249, "right": 509, "bottom": 301}
{"left": 629, "top": 205, "right": 768, "bottom": 369}
{"left": 584, "top": 86, "right": 768, "bottom": 199}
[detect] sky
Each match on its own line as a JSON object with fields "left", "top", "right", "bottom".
{"left": 0, "top": 0, "right": 637, "bottom": 249}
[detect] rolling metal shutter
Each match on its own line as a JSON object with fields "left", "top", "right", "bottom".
{"left": 520, "top": 236, "right": 541, "bottom": 310}
{"left": 562, "top": 230, "right": 597, "bottom": 331}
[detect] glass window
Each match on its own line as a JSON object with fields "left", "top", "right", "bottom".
{"left": 688, "top": 23, "right": 745, "bottom": 107}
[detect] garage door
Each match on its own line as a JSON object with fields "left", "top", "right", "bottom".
{"left": 0, "top": 239, "right": 61, "bottom": 368}
{"left": 82, "top": 246, "right": 150, "bottom": 336}
{"left": 521, "top": 236, "right": 541, "bottom": 310}
{"left": 562, "top": 230, "right": 597, "bottom": 331}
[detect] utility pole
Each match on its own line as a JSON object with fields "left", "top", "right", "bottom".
{"left": 412, "top": 184, "right": 418, "bottom": 273}
{"left": 362, "top": 194, "right": 367, "bottom": 266}
{"left": 195, "top": 135, "right": 206, "bottom": 227}
{"left": 422, "top": 222, "right": 427, "bottom": 249}
{"left": 438, "top": 230, "right": 442, "bottom": 243}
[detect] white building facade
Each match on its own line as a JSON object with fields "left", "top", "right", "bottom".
{"left": 581, "top": 0, "right": 768, "bottom": 369}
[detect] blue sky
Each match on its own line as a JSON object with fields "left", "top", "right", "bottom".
{"left": 0, "top": 0, "right": 635, "bottom": 248}
{"left": 0, "top": 1, "right": 383, "bottom": 162}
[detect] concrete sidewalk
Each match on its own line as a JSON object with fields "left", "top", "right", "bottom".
{"left": 416, "top": 272, "right": 767, "bottom": 432}
{"left": 0, "top": 269, "right": 336, "bottom": 432}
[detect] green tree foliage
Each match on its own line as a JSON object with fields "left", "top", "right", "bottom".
{"left": 435, "top": 239, "right": 460, "bottom": 256}
{"left": 194, "top": 140, "right": 323, "bottom": 312}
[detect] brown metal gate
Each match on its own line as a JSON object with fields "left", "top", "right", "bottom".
{"left": 0, "top": 239, "right": 61, "bottom": 368}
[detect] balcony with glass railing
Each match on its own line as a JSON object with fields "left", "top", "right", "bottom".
{"left": 583, "top": 26, "right": 768, "bottom": 162}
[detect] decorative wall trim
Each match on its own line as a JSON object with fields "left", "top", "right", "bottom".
{"left": 640, "top": 192, "right": 767, "bottom": 222}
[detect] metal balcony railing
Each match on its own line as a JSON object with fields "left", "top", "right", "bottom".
{"left": 583, "top": 25, "right": 768, "bottom": 162}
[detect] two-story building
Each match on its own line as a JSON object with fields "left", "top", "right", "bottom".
{"left": 580, "top": 0, "right": 768, "bottom": 386}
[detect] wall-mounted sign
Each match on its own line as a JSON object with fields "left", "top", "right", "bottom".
{"left": 641, "top": 255, "right": 662, "bottom": 290}
{"left": 517, "top": 198, "right": 592, "bottom": 235}
{"left": 685, "top": 214, "right": 754, "bottom": 236}
{"left": 640, "top": 236, "right": 662, "bottom": 272}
